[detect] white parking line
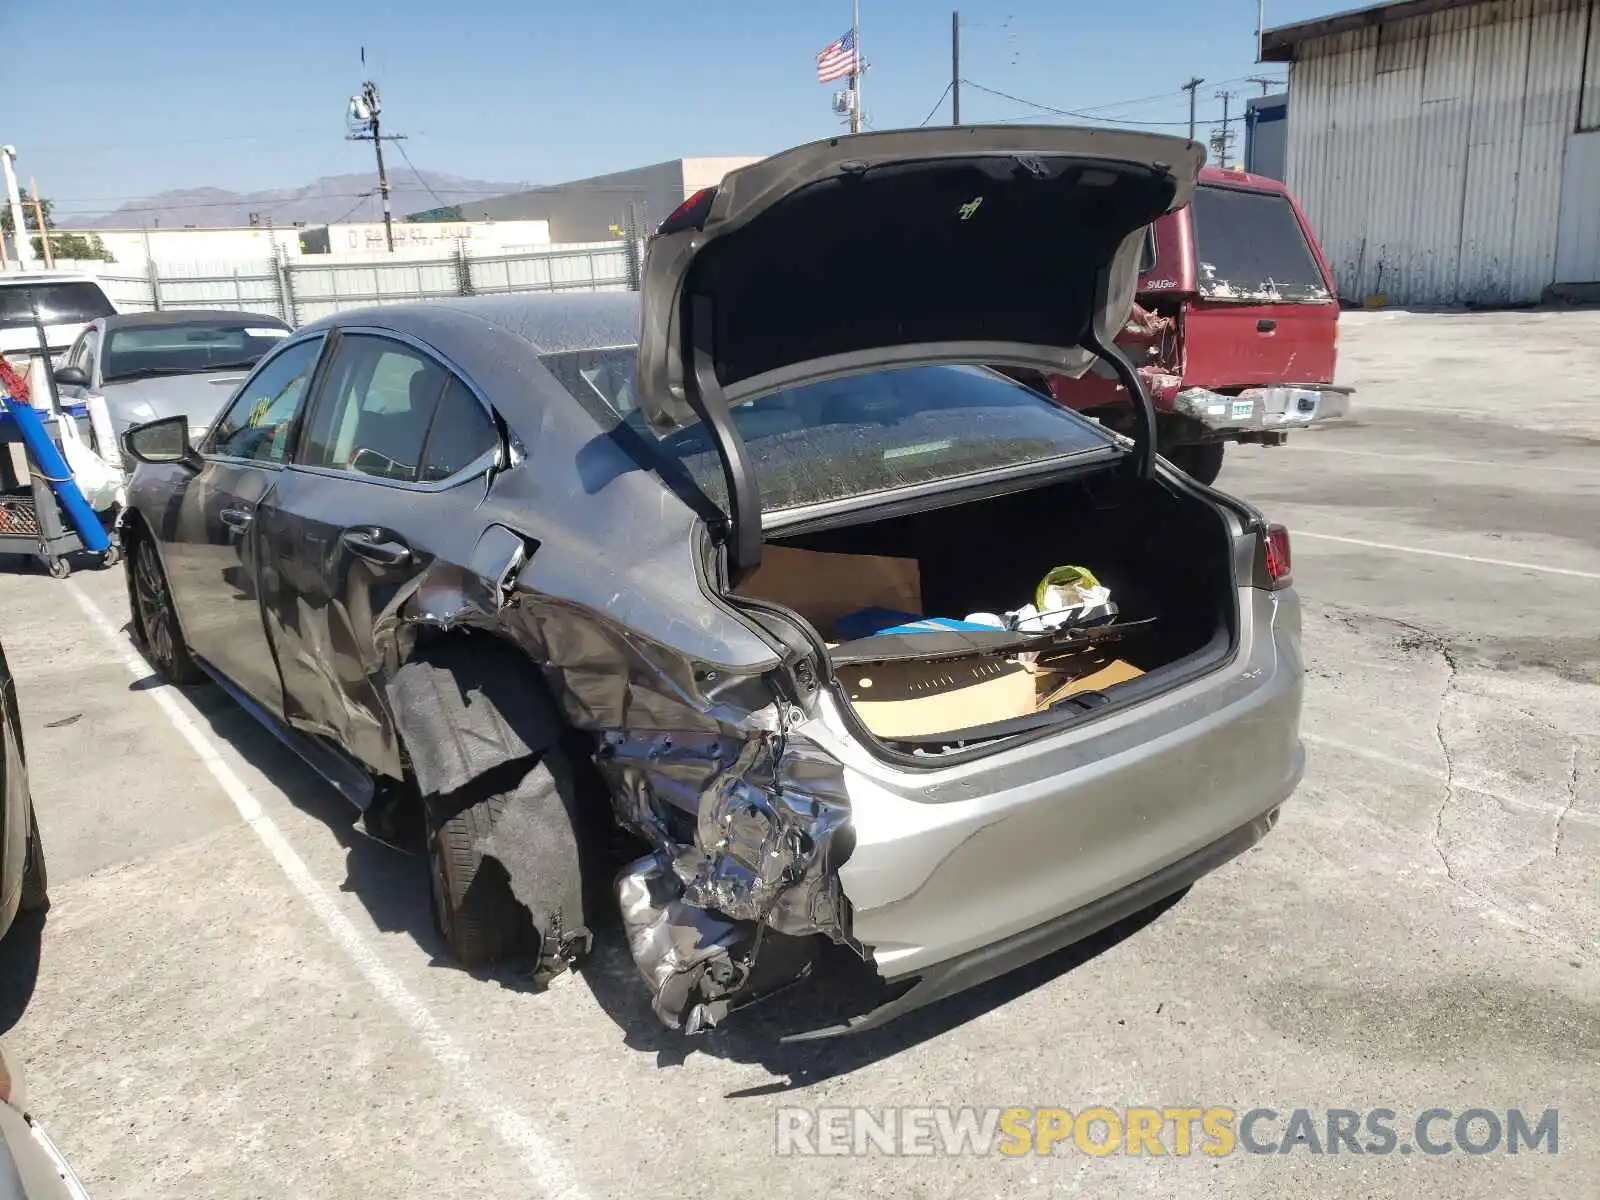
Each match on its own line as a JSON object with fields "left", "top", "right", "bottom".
{"left": 1289, "top": 443, "right": 1600, "bottom": 477}
{"left": 1295, "top": 530, "right": 1600, "bottom": 580}
{"left": 66, "top": 584, "right": 591, "bottom": 1200}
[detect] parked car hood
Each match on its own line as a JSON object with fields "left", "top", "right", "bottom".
{"left": 98, "top": 371, "right": 249, "bottom": 432}
{"left": 636, "top": 124, "right": 1204, "bottom": 431}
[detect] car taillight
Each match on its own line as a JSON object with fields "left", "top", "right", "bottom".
{"left": 1263, "top": 523, "right": 1292, "bottom": 589}
{"left": 654, "top": 187, "right": 718, "bottom": 238}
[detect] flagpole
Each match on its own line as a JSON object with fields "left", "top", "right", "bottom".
{"left": 849, "top": 0, "right": 862, "bottom": 134}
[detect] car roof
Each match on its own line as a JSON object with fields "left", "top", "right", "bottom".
{"left": 101, "top": 308, "right": 289, "bottom": 329}
{"left": 310, "top": 292, "right": 641, "bottom": 356}
{"left": 1197, "top": 165, "right": 1290, "bottom": 194}
{"left": 0, "top": 271, "right": 101, "bottom": 286}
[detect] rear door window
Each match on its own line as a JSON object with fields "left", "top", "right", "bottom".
{"left": 0, "top": 282, "right": 116, "bottom": 329}
{"left": 543, "top": 348, "right": 1118, "bottom": 514}
{"left": 1190, "top": 185, "right": 1330, "bottom": 302}
{"left": 419, "top": 378, "right": 499, "bottom": 482}
{"left": 299, "top": 335, "right": 449, "bottom": 483}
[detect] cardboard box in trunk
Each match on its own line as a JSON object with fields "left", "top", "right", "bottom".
{"left": 737, "top": 546, "right": 922, "bottom": 639}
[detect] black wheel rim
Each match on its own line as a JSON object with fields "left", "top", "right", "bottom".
{"left": 134, "top": 545, "right": 177, "bottom": 670}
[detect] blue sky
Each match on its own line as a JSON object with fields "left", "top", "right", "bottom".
{"left": 3, "top": 0, "right": 1340, "bottom": 221}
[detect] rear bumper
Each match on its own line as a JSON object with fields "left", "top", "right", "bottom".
{"left": 1173, "top": 384, "right": 1352, "bottom": 436}
{"left": 805, "top": 586, "right": 1301, "bottom": 1004}
{"left": 786, "top": 802, "right": 1281, "bottom": 1039}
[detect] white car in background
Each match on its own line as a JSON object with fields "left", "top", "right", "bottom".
{"left": 0, "top": 274, "right": 118, "bottom": 366}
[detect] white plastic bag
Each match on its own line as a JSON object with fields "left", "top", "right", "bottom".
{"left": 56, "top": 412, "right": 123, "bottom": 512}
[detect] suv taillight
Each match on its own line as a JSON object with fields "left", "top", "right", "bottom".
{"left": 1261, "top": 523, "right": 1292, "bottom": 589}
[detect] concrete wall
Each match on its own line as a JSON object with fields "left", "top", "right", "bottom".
{"left": 313, "top": 219, "right": 551, "bottom": 256}
{"left": 83, "top": 227, "right": 295, "bottom": 269}
{"left": 1286, "top": 0, "right": 1600, "bottom": 304}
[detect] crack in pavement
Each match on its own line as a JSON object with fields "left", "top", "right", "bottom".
{"left": 1431, "top": 643, "right": 1463, "bottom": 883}
{"left": 1554, "top": 740, "right": 1581, "bottom": 857}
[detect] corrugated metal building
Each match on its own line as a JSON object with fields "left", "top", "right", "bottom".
{"left": 1263, "top": 0, "right": 1600, "bottom": 304}
{"left": 433, "top": 157, "right": 764, "bottom": 243}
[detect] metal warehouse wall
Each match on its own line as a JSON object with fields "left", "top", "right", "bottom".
{"left": 1286, "top": 0, "right": 1600, "bottom": 305}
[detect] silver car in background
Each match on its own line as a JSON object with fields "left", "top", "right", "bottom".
{"left": 53, "top": 310, "right": 292, "bottom": 448}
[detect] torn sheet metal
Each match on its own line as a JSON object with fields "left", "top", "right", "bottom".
{"left": 617, "top": 852, "right": 819, "bottom": 1033}
{"left": 601, "top": 715, "right": 856, "bottom": 1029}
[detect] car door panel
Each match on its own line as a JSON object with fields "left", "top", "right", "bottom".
{"left": 157, "top": 335, "right": 327, "bottom": 716}
{"left": 256, "top": 333, "right": 502, "bottom": 776}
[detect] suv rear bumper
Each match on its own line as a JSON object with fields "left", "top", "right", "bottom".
{"left": 800, "top": 587, "right": 1301, "bottom": 1029}
{"left": 1174, "top": 384, "right": 1352, "bottom": 436}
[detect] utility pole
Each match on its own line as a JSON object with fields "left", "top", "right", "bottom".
{"left": 1181, "top": 77, "right": 1204, "bottom": 141}
{"left": 1, "top": 145, "right": 35, "bottom": 268}
{"left": 951, "top": 11, "right": 961, "bottom": 125}
{"left": 1247, "top": 75, "right": 1278, "bottom": 95}
{"left": 1257, "top": 0, "right": 1266, "bottom": 62}
{"left": 1213, "top": 90, "right": 1237, "bottom": 168}
{"left": 848, "top": 0, "right": 863, "bottom": 134}
{"left": 27, "top": 179, "right": 52, "bottom": 268}
{"left": 346, "top": 55, "right": 404, "bottom": 252}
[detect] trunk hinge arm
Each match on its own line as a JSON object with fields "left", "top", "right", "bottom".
{"left": 685, "top": 293, "right": 764, "bottom": 586}
{"left": 1079, "top": 266, "right": 1158, "bottom": 481}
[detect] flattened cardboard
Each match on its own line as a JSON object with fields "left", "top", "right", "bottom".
{"left": 1037, "top": 658, "right": 1144, "bottom": 707}
{"left": 838, "top": 655, "right": 1037, "bottom": 738}
{"left": 737, "top": 546, "right": 922, "bottom": 639}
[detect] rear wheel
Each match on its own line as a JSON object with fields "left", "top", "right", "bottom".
{"left": 1165, "top": 440, "right": 1225, "bottom": 487}
{"left": 131, "top": 539, "right": 205, "bottom": 684}
{"left": 425, "top": 751, "right": 581, "bottom": 968}
{"left": 20, "top": 806, "right": 47, "bottom": 912}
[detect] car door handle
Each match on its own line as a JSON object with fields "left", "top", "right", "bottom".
{"left": 1256, "top": 319, "right": 1277, "bottom": 333}
{"left": 341, "top": 529, "right": 412, "bottom": 567}
{"left": 220, "top": 507, "right": 253, "bottom": 531}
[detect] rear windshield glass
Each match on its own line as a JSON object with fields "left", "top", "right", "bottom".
{"left": 542, "top": 348, "right": 1117, "bottom": 514}
{"left": 1191, "top": 185, "right": 1330, "bottom": 302}
{"left": 103, "top": 321, "right": 291, "bottom": 383}
{"left": 0, "top": 282, "right": 115, "bottom": 330}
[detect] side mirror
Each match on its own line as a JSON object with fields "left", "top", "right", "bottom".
{"left": 123, "top": 415, "right": 201, "bottom": 470}
{"left": 53, "top": 365, "right": 89, "bottom": 388}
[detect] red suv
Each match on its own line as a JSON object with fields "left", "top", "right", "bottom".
{"left": 1038, "top": 166, "right": 1351, "bottom": 484}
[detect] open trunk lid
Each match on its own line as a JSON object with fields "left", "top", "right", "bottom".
{"left": 635, "top": 126, "right": 1205, "bottom": 579}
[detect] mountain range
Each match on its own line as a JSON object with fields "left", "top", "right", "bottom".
{"left": 78, "top": 169, "right": 528, "bottom": 230}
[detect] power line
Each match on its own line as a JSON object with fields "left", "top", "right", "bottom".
{"left": 326, "top": 192, "right": 376, "bottom": 224}
{"left": 961, "top": 79, "right": 1213, "bottom": 127}
{"left": 392, "top": 139, "right": 454, "bottom": 210}
{"left": 918, "top": 81, "right": 955, "bottom": 127}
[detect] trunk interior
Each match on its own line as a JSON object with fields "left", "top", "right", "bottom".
{"left": 736, "top": 469, "right": 1238, "bottom": 748}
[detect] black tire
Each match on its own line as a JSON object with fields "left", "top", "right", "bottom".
{"left": 425, "top": 751, "right": 579, "bottom": 968}
{"left": 1166, "top": 440, "right": 1226, "bottom": 487}
{"left": 20, "top": 806, "right": 47, "bottom": 912}
{"left": 130, "top": 538, "right": 205, "bottom": 684}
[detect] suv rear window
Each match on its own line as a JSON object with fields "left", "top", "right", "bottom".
{"left": 543, "top": 348, "right": 1117, "bottom": 514}
{"left": 1191, "top": 185, "right": 1330, "bottom": 302}
{"left": 0, "top": 282, "right": 115, "bottom": 330}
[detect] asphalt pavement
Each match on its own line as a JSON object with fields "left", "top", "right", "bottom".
{"left": 1, "top": 308, "right": 1596, "bottom": 1199}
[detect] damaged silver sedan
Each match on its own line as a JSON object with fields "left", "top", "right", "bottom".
{"left": 116, "top": 126, "right": 1303, "bottom": 1038}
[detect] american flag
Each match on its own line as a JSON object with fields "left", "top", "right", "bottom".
{"left": 816, "top": 29, "right": 859, "bottom": 83}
